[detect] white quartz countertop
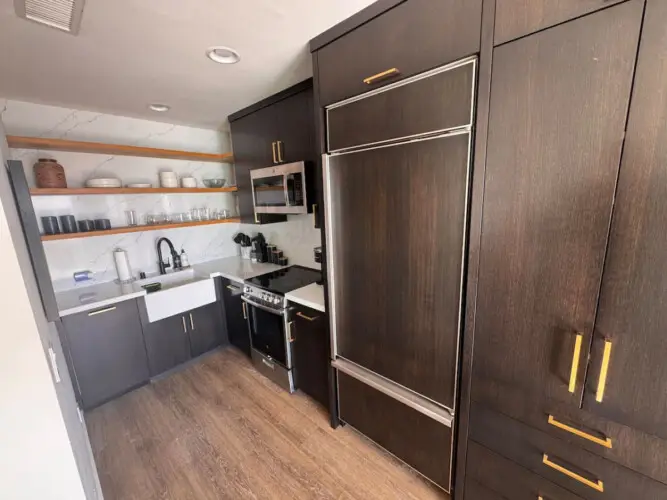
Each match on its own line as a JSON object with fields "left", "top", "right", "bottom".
{"left": 56, "top": 256, "right": 285, "bottom": 317}
{"left": 285, "top": 283, "right": 326, "bottom": 313}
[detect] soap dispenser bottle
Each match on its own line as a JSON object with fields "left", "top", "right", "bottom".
{"left": 180, "top": 248, "right": 190, "bottom": 268}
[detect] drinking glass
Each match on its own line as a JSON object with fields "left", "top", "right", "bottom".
{"left": 125, "top": 210, "right": 138, "bottom": 226}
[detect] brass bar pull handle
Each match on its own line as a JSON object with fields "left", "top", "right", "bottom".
{"left": 242, "top": 301, "right": 247, "bottom": 319}
{"left": 568, "top": 333, "right": 583, "bottom": 393}
{"left": 312, "top": 204, "right": 318, "bottom": 226}
{"left": 287, "top": 321, "right": 295, "bottom": 342}
{"left": 542, "top": 454, "right": 604, "bottom": 492}
{"left": 363, "top": 67, "right": 400, "bottom": 85}
{"left": 254, "top": 212, "right": 260, "bottom": 224}
{"left": 277, "top": 141, "right": 284, "bottom": 162}
{"left": 182, "top": 316, "right": 187, "bottom": 333}
{"left": 296, "top": 311, "right": 317, "bottom": 321}
{"left": 271, "top": 141, "right": 277, "bottom": 164}
{"left": 88, "top": 306, "right": 117, "bottom": 316}
{"left": 226, "top": 285, "right": 239, "bottom": 292}
{"left": 189, "top": 313, "right": 195, "bottom": 330}
{"left": 596, "top": 339, "right": 613, "bottom": 402}
{"left": 547, "top": 415, "right": 612, "bottom": 448}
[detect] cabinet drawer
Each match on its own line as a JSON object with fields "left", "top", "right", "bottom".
{"left": 466, "top": 441, "right": 585, "bottom": 500}
{"left": 327, "top": 58, "right": 475, "bottom": 152}
{"left": 464, "top": 480, "right": 505, "bottom": 500}
{"left": 317, "top": 0, "right": 481, "bottom": 106}
{"left": 338, "top": 372, "right": 452, "bottom": 491}
{"left": 473, "top": 377, "right": 667, "bottom": 485}
{"left": 470, "top": 403, "right": 667, "bottom": 499}
{"left": 495, "top": 0, "right": 627, "bottom": 45}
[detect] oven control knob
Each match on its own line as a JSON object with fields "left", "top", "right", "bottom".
{"left": 273, "top": 297, "right": 280, "bottom": 305}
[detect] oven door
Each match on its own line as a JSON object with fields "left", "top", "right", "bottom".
{"left": 243, "top": 296, "right": 291, "bottom": 368}
{"left": 251, "top": 162, "right": 308, "bottom": 214}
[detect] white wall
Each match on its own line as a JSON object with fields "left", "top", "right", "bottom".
{"left": 0, "top": 119, "right": 88, "bottom": 498}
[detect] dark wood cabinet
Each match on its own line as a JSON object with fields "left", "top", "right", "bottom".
{"left": 291, "top": 303, "right": 329, "bottom": 409}
{"left": 188, "top": 302, "right": 225, "bottom": 358}
{"left": 62, "top": 300, "right": 149, "bottom": 410}
{"left": 338, "top": 372, "right": 452, "bottom": 491}
{"left": 472, "top": 2, "right": 643, "bottom": 409}
{"left": 316, "top": 0, "right": 482, "bottom": 106}
{"left": 465, "top": 441, "right": 585, "bottom": 500}
{"left": 329, "top": 131, "right": 470, "bottom": 409}
{"left": 470, "top": 403, "right": 667, "bottom": 500}
{"left": 229, "top": 80, "right": 315, "bottom": 225}
{"left": 142, "top": 313, "right": 191, "bottom": 377}
{"left": 221, "top": 278, "right": 251, "bottom": 357}
{"left": 494, "top": 0, "right": 627, "bottom": 45}
{"left": 582, "top": 0, "right": 667, "bottom": 441}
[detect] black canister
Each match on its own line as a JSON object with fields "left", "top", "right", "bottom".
{"left": 41, "top": 216, "right": 60, "bottom": 235}
{"left": 59, "top": 215, "right": 78, "bottom": 233}
{"left": 94, "top": 219, "right": 111, "bottom": 230}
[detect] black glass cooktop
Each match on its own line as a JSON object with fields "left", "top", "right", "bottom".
{"left": 246, "top": 265, "right": 321, "bottom": 295}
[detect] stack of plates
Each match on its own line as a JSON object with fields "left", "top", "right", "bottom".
{"left": 86, "top": 178, "right": 122, "bottom": 188}
{"left": 126, "top": 183, "right": 152, "bottom": 188}
{"left": 159, "top": 171, "right": 178, "bottom": 188}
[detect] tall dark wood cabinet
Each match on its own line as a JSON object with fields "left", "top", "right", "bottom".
{"left": 311, "top": 0, "right": 482, "bottom": 492}
{"left": 229, "top": 80, "right": 316, "bottom": 225}
{"left": 459, "top": 1, "right": 667, "bottom": 498}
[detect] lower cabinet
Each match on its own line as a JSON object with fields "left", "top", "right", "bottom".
{"left": 142, "top": 313, "right": 192, "bottom": 376}
{"left": 291, "top": 303, "right": 329, "bottom": 409}
{"left": 338, "top": 372, "right": 452, "bottom": 491}
{"left": 61, "top": 299, "right": 150, "bottom": 410}
{"left": 221, "top": 278, "right": 251, "bottom": 357}
{"left": 142, "top": 302, "right": 225, "bottom": 377}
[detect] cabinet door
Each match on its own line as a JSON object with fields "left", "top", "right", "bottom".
{"left": 495, "top": 0, "right": 627, "bottom": 45}
{"left": 292, "top": 304, "right": 329, "bottom": 409}
{"left": 62, "top": 300, "right": 149, "bottom": 409}
{"left": 271, "top": 88, "right": 315, "bottom": 164}
{"left": 230, "top": 106, "right": 286, "bottom": 225}
{"left": 142, "top": 314, "right": 191, "bottom": 376}
{"left": 472, "top": 2, "right": 642, "bottom": 408}
{"left": 221, "top": 279, "right": 251, "bottom": 357}
{"left": 583, "top": 0, "right": 667, "bottom": 440}
{"left": 329, "top": 132, "right": 470, "bottom": 408}
{"left": 188, "top": 302, "right": 224, "bottom": 358}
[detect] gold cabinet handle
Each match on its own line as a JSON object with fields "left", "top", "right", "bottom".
{"left": 254, "top": 212, "right": 260, "bottom": 224}
{"left": 568, "top": 333, "right": 583, "bottom": 393}
{"left": 287, "top": 321, "right": 295, "bottom": 342}
{"left": 542, "top": 454, "right": 604, "bottom": 492}
{"left": 242, "top": 301, "right": 247, "bottom": 319}
{"left": 363, "top": 67, "right": 400, "bottom": 85}
{"left": 226, "top": 285, "right": 239, "bottom": 292}
{"left": 277, "top": 140, "right": 284, "bottom": 162}
{"left": 296, "top": 311, "right": 317, "bottom": 321}
{"left": 547, "top": 415, "right": 612, "bottom": 449}
{"left": 182, "top": 316, "right": 187, "bottom": 333}
{"left": 312, "top": 204, "right": 318, "bottom": 226}
{"left": 596, "top": 339, "right": 613, "bottom": 402}
{"left": 271, "top": 141, "right": 277, "bottom": 164}
{"left": 189, "top": 313, "right": 195, "bottom": 330}
{"left": 88, "top": 306, "right": 117, "bottom": 316}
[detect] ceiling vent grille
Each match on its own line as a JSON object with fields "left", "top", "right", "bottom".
{"left": 14, "top": 0, "right": 86, "bottom": 34}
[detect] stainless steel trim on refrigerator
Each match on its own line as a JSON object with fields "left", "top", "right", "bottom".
{"left": 333, "top": 358, "right": 453, "bottom": 427}
{"left": 322, "top": 153, "right": 338, "bottom": 361}
{"left": 326, "top": 56, "right": 478, "bottom": 154}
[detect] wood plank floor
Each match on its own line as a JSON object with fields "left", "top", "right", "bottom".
{"left": 87, "top": 348, "right": 447, "bottom": 500}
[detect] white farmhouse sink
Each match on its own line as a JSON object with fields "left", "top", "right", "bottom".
{"left": 139, "top": 269, "right": 217, "bottom": 323}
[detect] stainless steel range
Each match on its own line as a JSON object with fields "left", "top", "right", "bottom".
{"left": 242, "top": 265, "right": 321, "bottom": 392}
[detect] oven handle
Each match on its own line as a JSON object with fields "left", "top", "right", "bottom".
{"left": 241, "top": 295, "right": 286, "bottom": 316}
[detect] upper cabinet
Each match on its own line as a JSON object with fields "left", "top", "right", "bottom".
{"left": 494, "top": 0, "right": 627, "bottom": 45}
{"left": 229, "top": 80, "right": 316, "bottom": 224}
{"left": 472, "top": 1, "right": 643, "bottom": 408}
{"left": 316, "top": 0, "right": 482, "bottom": 106}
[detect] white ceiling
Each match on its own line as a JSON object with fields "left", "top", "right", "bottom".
{"left": 0, "top": 0, "right": 376, "bottom": 130}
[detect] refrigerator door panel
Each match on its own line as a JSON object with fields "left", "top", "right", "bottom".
{"left": 7, "top": 160, "right": 60, "bottom": 321}
{"left": 325, "top": 131, "right": 471, "bottom": 410}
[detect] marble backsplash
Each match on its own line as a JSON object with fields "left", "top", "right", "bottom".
{"left": 1, "top": 98, "right": 322, "bottom": 285}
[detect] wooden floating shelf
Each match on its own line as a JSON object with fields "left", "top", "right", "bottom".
{"left": 30, "top": 187, "right": 238, "bottom": 196}
{"left": 7, "top": 136, "right": 234, "bottom": 164}
{"left": 41, "top": 218, "right": 241, "bottom": 241}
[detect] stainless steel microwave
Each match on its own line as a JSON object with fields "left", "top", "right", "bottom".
{"left": 251, "top": 161, "right": 308, "bottom": 214}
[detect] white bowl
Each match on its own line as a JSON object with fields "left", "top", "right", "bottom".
{"left": 181, "top": 177, "right": 197, "bottom": 188}
{"left": 160, "top": 180, "right": 179, "bottom": 188}
{"left": 126, "top": 183, "right": 152, "bottom": 188}
{"left": 86, "top": 178, "right": 121, "bottom": 188}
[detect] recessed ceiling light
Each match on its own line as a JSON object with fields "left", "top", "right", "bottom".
{"left": 148, "top": 103, "right": 170, "bottom": 112}
{"left": 206, "top": 46, "right": 240, "bottom": 64}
